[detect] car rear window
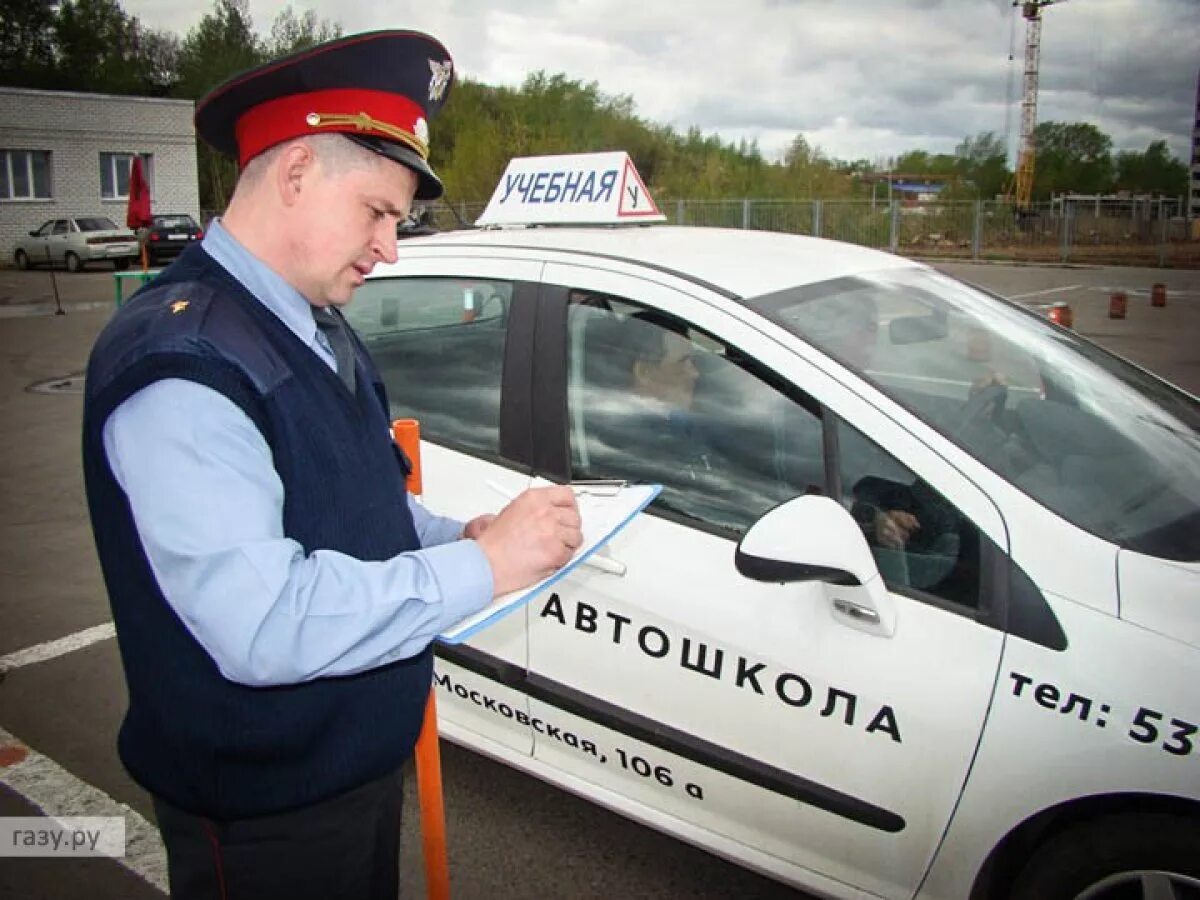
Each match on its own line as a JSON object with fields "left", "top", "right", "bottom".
{"left": 77, "top": 217, "right": 118, "bottom": 232}
{"left": 154, "top": 216, "right": 196, "bottom": 229}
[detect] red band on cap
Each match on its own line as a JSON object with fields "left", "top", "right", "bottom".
{"left": 234, "top": 88, "right": 428, "bottom": 166}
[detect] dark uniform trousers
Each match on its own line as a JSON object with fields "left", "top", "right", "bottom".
{"left": 152, "top": 768, "right": 404, "bottom": 900}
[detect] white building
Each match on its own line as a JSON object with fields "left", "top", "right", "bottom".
{"left": 0, "top": 87, "right": 199, "bottom": 258}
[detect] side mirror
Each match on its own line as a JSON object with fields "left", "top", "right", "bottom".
{"left": 736, "top": 495, "right": 895, "bottom": 636}
{"left": 29, "top": 230, "right": 39, "bottom": 237}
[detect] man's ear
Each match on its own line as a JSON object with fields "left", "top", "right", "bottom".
{"left": 275, "top": 141, "right": 315, "bottom": 207}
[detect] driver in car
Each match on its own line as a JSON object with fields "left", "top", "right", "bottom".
{"left": 821, "top": 296, "right": 968, "bottom": 589}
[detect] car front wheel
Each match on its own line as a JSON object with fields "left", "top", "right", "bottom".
{"left": 15, "top": 249, "right": 29, "bottom": 270}
{"left": 64, "top": 251, "right": 82, "bottom": 273}
{"left": 1011, "top": 813, "right": 1200, "bottom": 900}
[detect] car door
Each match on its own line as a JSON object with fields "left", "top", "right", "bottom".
{"left": 25, "top": 220, "right": 55, "bottom": 264}
{"left": 347, "top": 256, "right": 544, "bottom": 757}
{"left": 524, "top": 262, "right": 1012, "bottom": 898}
{"left": 50, "top": 219, "right": 72, "bottom": 263}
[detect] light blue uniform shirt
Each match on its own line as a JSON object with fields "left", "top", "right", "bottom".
{"left": 101, "top": 220, "right": 494, "bottom": 687}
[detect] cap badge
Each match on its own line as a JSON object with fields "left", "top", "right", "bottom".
{"left": 428, "top": 59, "right": 452, "bottom": 102}
{"left": 170, "top": 300, "right": 190, "bottom": 314}
{"left": 415, "top": 117, "right": 429, "bottom": 145}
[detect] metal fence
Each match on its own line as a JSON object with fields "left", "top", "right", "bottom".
{"left": 423, "top": 197, "right": 1198, "bottom": 268}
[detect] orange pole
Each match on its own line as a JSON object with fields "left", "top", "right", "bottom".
{"left": 392, "top": 418, "right": 423, "bottom": 496}
{"left": 416, "top": 692, "right": 450, "bottom": 900}
{"left": 392, "top": 418, "right": 447, "bottom": 899}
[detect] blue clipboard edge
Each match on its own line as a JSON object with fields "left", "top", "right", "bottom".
{"left": 438, "top": 483, "right": 662, "bottom": 645}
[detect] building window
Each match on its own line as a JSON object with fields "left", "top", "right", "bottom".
{"left": 0, "top": 150, "right": 52, "bottom": 200}
{"left": 99, "top": 152, "right": 152, "bottom": 200}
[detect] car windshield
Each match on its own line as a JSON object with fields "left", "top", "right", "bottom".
{"left": 154, "top": 215, "right": 196, "bottom": 229}
{"left": 748, "top": 267, "right": 1200, "bottom": 561}
{"left": 77, "top": 217, "right": 118, "bottom": 232}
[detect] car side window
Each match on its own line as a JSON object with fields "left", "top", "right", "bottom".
{"left": 836, "top": 418, "right": 982, "bottom": 609}
{"left": 346, "top": 277, "right": 511, "bottom": 458}
{"left": 566, "top": 292, "right": 823, "bottom": 536}
{"left": 52, "top": 220, "right": 69, "bottom": 235}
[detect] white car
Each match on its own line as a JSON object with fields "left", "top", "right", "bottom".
{"left": 351, "top": 160, "right": 1200, "bottom": 900}
{"left": 14, "top": 216, "right": 138, "bottom": 272}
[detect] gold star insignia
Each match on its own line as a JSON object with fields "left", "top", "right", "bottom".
{"left": 170, "top": 300, "right": 189, "bottom": 315}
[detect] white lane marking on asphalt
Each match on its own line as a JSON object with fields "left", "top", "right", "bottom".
{"left": 1088, "top": 286, "right": 1200, "bottom": 298}
{"left": 0, "top": 725, "right": 168, "bottom": 894}
{"left": 0, "top": 301, "right": 113, "bottom": 319}
{"left": 1007, "top": 284, "right": 1083, "bottom": 300}
{"left": 0, "top": 623, "right": 116, "bottom": 674}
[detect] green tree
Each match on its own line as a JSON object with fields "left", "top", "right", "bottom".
{"left": 0, "top": 0, "right": 59, "bottom": 88}
{"left": 53, "top": 0, "right": 148, "bottom": 93}
{"left": 174, "top": 0, "right": 262, "bottom": 211}
{"left": 174, "top": 0, "right": 260, "bottom": 101}
{"left": 265, "top": 5, "right": 341, "bottom": 58}
{"left": 1114, "top": 139, "right": 1188, "bottom": 196}
{"left": 954, "top": 131, "right": 1009, "bottom": 200}
{"left": 1032, "top": 121, "right": 1114, "bottom": 198}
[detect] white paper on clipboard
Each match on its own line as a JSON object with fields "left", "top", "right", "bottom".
{"left": 439, "top": 481, "right": 661, "bottom": 644}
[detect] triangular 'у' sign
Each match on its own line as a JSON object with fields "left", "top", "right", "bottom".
{"left": 617, "top": 157, "right": 661, "bottom": 219}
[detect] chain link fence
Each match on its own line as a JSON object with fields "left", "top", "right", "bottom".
{"left": 420, "top": 197, "right": 1197, "bottom": 267}
{"left": 204, "top": 196, "right": 1197, "bottom": 268}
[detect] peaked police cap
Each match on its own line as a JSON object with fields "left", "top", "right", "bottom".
{"left": 195, "top": 30, "right": 455, "bottom": 200}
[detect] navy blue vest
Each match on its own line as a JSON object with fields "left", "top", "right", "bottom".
{"left": 82, "top": 244, "right": 432, "bottom": 819}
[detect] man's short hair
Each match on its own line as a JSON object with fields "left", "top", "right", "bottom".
{"left": 236, "top": 134, "right": 384, "bottom": 190}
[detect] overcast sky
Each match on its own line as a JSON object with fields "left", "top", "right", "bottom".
{"left": 123, "top": 0, "right": 1200, "bottom": 166}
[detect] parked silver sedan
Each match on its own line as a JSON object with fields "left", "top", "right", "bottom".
{"left": 13, "top": 216, "right": 138, "bottom": 272}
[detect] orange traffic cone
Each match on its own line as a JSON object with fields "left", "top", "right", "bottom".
{"left": 1048, "top": 301, "right": 1073, "bottom": 329}
{"left": 1108, "top": 292, "right": 1127, "bottom": 319}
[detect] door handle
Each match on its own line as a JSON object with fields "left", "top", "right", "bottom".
{"left": 832, "top": 597, "right": 881, "bottom": 625}
{"left": 580, "top": 553, "right": 626, "bottom": 577}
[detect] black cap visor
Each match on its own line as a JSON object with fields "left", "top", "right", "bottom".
{"left": 345, "top": 135, "right": 444, "bottom": 201}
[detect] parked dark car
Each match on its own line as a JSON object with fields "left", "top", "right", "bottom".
{"left": 145, "top": 214, "right": 204, "bottom": 264}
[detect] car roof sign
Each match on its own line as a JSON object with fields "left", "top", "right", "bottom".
{"left": 475, "top": 151, "right": 666, "bottom": 227}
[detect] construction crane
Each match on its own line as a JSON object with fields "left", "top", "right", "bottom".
{"left": 1011, "top": 0, "right": 1066, "bottom": 209}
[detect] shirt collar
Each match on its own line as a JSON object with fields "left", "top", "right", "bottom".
{"left": 201, "top": 218, "right": 320, "bottom": 349}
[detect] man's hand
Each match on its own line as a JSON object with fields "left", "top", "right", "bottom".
{"left": 462, "top": 514, "right": 495, "bottom": 541}
{"left": 970, "top": 371, "right": 1007, "bottom": 395}
{"left": 875, "top": 510, "right": 920, "bottom": 550}
{"left": 474, "top": 486, "right": 582, "bottom": 596}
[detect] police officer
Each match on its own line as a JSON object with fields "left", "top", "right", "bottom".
{"left": 81, "top": 31, "right": 581, "bottom": 900}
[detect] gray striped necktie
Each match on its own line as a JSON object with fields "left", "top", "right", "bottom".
{"left": 312, "top": 306, "right": 357, "bottom": 395}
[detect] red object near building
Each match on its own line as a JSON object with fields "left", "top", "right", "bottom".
{"left": 125, "top": 157, "right": 152, "bottom": 230}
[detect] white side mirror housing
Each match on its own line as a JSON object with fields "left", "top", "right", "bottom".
{"left": 736, "top": 495, "right": 895, "bottom": 637}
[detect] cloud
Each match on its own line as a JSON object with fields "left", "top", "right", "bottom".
{"left": 123, "top": 0, "right": 1199, "bottom": 164}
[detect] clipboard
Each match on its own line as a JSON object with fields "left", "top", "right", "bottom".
{"left": 440, "top": 481, "right": 662, "bottom": 644}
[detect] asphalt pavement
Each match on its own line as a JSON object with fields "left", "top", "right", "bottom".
{"left": 0, "top": 258, "right": 1196, "bottom": 899}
